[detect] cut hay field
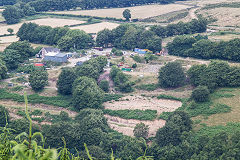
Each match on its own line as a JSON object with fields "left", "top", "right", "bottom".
{"left": 198, "top": 7, "right": 240, "bottom": 27}
{"left": 70, "top": 22, "right": 119, "bottom": 33}
{"left": 48, "top": 4, "right": 191, "bottom": 19}
{"left": 0, "top": 18, "right": 86, "bottom": 35}
{"left": 0, "top": 35, "right": 19, "bottom": 43}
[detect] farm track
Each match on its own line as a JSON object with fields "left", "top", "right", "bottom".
{"left": 0, "top": 100, "right": 77, "bottom": 117}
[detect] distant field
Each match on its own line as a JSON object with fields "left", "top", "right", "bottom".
{"left": 0, "top": 18, "right": 86, "bottom": 35}
{"left": 0, "top": 35, "right": 19, "bottom": 43}
{"left": 198, "top": 7, "right": 240, "bottom": 27}
{"left": 48, "top": 4, "right": 191, "bottom": 19}
{"left": 70, "top": 22, "right": 119, "bottom": 33}
{"left": 28, "top": 18, "right": 85, "bottom": 27}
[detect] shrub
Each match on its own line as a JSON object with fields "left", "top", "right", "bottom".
{"left": 191, "top": 86, "right": 210, "bottom": 102}
{"left": 132, "top": 63, "right": 137, "bottom": 68}
{"left": 132, "top": 55, "right": 143, "bottom": 63}
{"left": 99, "top": 80, "right": 109, "bottom": 92}
{"left": 0, "top": 105, "right": 9, "bottom": 127}
{"left": 114, "top": 50, "right": 123, "bottom": 56}
{"left": 133, "top": 123, "right": 149, "bottom": 139}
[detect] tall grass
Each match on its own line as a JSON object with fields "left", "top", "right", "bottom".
{"left": 104, "top": 109, "right": 157, "bottom": 120}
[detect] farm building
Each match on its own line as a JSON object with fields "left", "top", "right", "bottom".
{"left": 36, "top": 47, "right": 60, "bottom": 58}
{"left": 44, "top": 52, "right": 68, "bottom": 63}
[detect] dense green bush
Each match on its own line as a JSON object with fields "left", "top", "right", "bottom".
{"left": 72, "top": 77, "right": 104, "bottom": 110}
{"left": 156, "top": 111, "right": 192, "bottom": 147}
{"left": 133, "top": 123, "right": 149, "bottom": 139}
{"left": 0, "top": 106, "right": 9, "bottom": 127}
{"left": 99, "top": 80, "right": 109, "bottom": 92}
{"left": 188, "top": 61, "right": 240, "bottom": 90}
{"left": 191, "top": 86, "right": 210, "bottom": 102}
{"left": 168, "top": 35, "right": 240, "bottom": 62}
{"left": 158, "top": 62, "right": 186, "bottom": 88}
{"left": 29, "top": 69, "right": 48, "bottom": 91}
{"left": 57, "top": 67, "right": 76, "bottom": 95}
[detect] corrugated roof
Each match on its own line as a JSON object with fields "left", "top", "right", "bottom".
{"left": 45, "top": 52, "right": 58, "bottom": 56}
{"left": 55, "top": 53, "right": 67, "bottom": 57}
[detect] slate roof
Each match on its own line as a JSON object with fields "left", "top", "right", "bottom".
{"left": 44, "top": 47, "right": 60, "bottom": 53}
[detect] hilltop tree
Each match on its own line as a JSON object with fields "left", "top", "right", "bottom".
{"left": 29, "top": 69, "right": 48, "bottom": 91}
{"left": 123, "top": 9, "right": 131, "bottom": 21}
{"left": 57, "top": 67, "right": 76, "bottom": 95}
{"left": 7, "top": 28, "right": 14, "bottom": 34}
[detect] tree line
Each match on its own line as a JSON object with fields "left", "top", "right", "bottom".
{"left": 167, "top": 35, "right": 240, "bottom": 62}
{"left": 96, "top": 18, "right": 207, "bottom": 52}
{"left": 17, "top": 23, "right": 94, "bottom": 51}
{"left": 150, "top": 18, "right": 207, "bottom": 37}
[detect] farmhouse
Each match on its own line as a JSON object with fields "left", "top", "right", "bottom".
{"left": 36, "top": 47, "right": 60, "bottom": 58}
{"left": 44, "top": 52, "right": 68, "bottom": 63}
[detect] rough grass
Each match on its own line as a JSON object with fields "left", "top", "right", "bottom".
{"left": 104, "top": 109, "right": 157, "bottom": 120}
{"left": 159, "top": 88, "right": 235, "bottom": 120}
{"left": 0, "top": 89, "right": 123, "bottom": 108}
{"left": 193, "top": 87, "right": 240, "bottom": 127}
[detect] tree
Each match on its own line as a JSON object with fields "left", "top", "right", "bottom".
{"left": 187, "top": 64, "right": 207, "bottom": 87}
{"left": 96, "top": 29, "right": 113, "bottom": 47}
{"left": 1, "top": 49, "right": 22, "bottom": 70}
{"left": 2, "top": 6, "right": 23, "bottom": 24}
{"left": 0, "top": 59, "right": 7, "bottom": 80}
{"left": 133, "top": 123, "right": 149, "bottom": 140}
{"left": 23, "top": 4, "right": 36, "bottom": 16}
{"left": 57, "top": 67, "right": 76, "bottom": 95}
{"left": 99, "top": 80, "right": 109, "bottom": 92}
{"left": 191, "top": 86, "right": 210, "bottom": 102}
{"left": 75, "top": 63, "right": 100, "bottom": 80}
{"left": 200, "top": 61, "right": 230, "bottom": 90}
{"left": 158, "top": 62, "right": 186, "bottom": 88}
{"left": 156, "top": 111, "right": 192, "bottom": 147}
{"left": 6, "top": 40, "right": 35, "bottom": 58}
{"left": 7, "top": 28, "right": 14, "bottom": 34}
{"left": 123, "top": 9, "right": 131, "bottom": 21}
{"left": 72, "top": 77, "right": 104, "bottom": 110}
{"left": 29, "top": 69, "right": 48, "bottom": 91}
{"left": 227, "top": 67, "right": 240, "bottom": 87}
{"left": 0, "top": 106, "right": 9, "bottom": 127}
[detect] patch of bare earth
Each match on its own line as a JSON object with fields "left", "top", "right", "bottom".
{"left": 104, "top": 96, "right": 182, "bottom": 137}
{"left": 104, "top": 95, "right": 182, "bottom": 114}
{"left": 105, "top": 115, "right": 166, "bottom": 137}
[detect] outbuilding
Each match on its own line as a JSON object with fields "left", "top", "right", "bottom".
{"left": 44, "top": 52, "right": 68, "bottom": 63}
